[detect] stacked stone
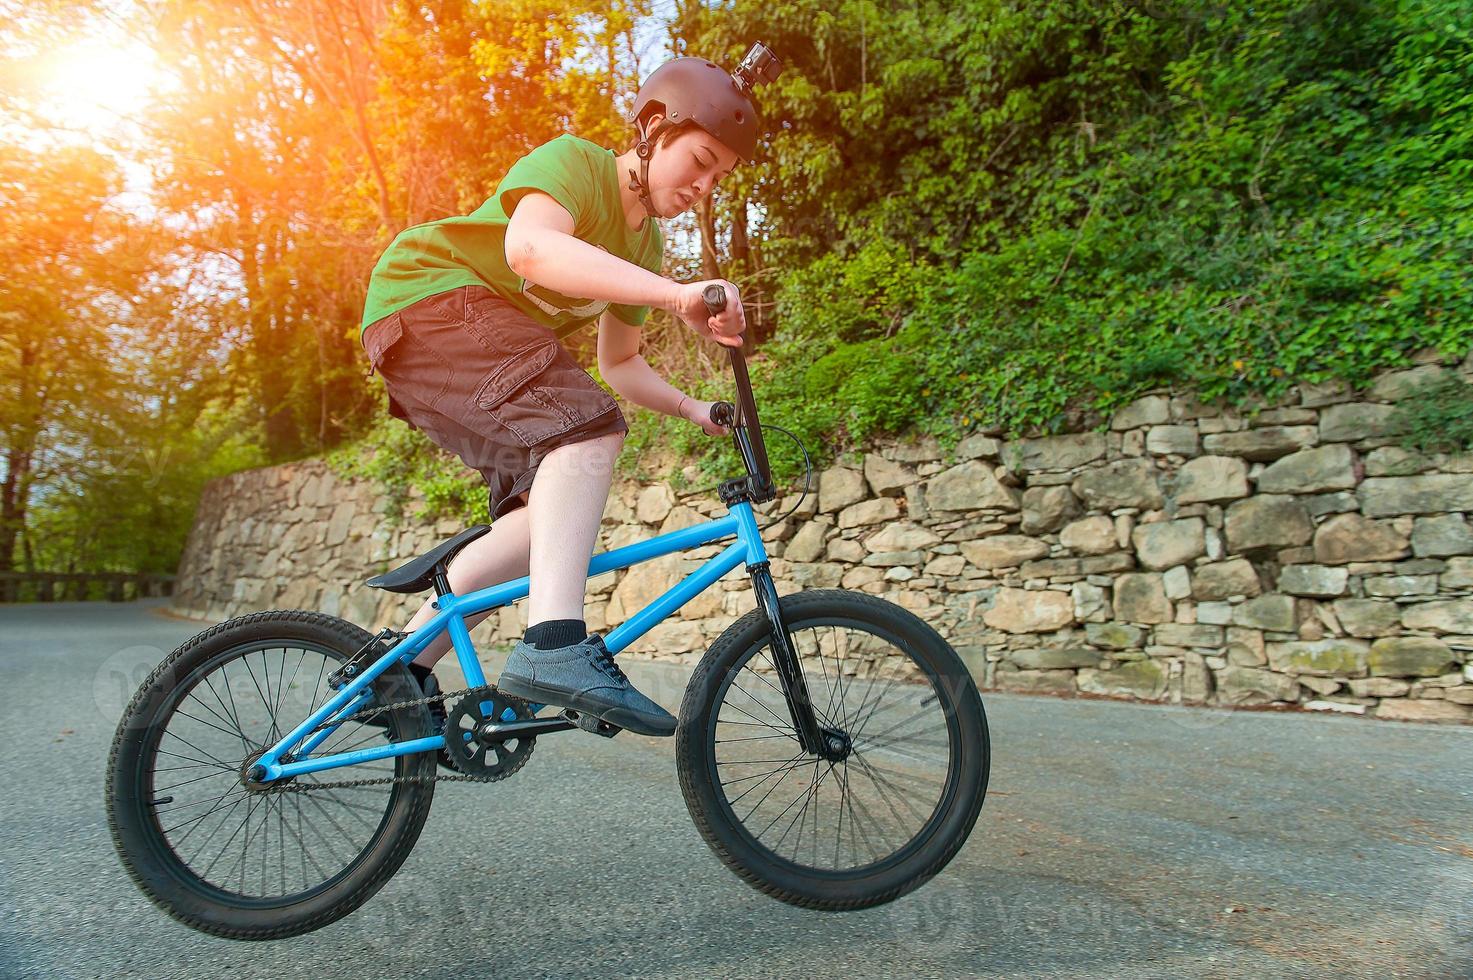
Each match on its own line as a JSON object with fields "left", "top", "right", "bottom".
{"left": 961, "top": 362, "right": 1472, "bottom": 723}
{"left": 171, "top": 458, "right": 459, "bottom": 630}
{"left": 170, "top": 359, "right": 1473, "bottom": 724}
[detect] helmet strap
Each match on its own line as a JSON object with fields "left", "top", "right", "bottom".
{"left": 627, "top": 118, "right": 668, "bottom": 220}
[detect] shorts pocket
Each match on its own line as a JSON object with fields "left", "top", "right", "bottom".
{"left": 474, "top": 342, "right": 589, "bottom": 448}
{"left": 363, "top": 314, "right": 405, "bottom": 376}
{"left": 362, "top": 314, "right": 415, "bottom": 424}
{"left": 477, "top": 336, "right": 615, "bottom": 442}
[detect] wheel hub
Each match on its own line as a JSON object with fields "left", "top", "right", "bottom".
{"left": 817, "top": 726, "right": 852, "bottom": 762}
{"left": 240, "top": 749, "right": 294, "bottom": 792}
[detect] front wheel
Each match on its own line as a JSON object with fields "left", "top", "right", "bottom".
{"left": 676, "top": 589, "right": 989, "bottom": 910}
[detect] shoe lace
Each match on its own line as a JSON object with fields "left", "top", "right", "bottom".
{"left": 587, "top": 640, "right": 629, "bottom": 685}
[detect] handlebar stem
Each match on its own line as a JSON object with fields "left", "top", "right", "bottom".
{"left": 701, "top": 285, "right": 776, "bottom": 501}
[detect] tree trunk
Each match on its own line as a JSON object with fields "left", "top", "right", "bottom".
{"left": 730, "top": 195, "right": 750, "bottom": 269}
{"left": 0, "top": 341, "right": 41, "bottom": 575}
{"left": 238, "top": 206, "right": 296, "bottom": 459}
{"left": 697, "top": 196, "right": 721, "bottom": 280}
{"left": 0, "top": 445, "right": 33, "bottom": 576}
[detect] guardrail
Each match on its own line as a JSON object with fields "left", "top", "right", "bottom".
{"left": 0, "top": 572, "right": 177, "bottom": 603}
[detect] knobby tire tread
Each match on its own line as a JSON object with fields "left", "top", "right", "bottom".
{"left": 675, "top": 589, "right": 988, "bottom": 912}
{"left": 105, "top": 609, "right": 436, "bottom": 940}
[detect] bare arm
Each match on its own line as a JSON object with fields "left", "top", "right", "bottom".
{"left": 505, "top": 191, "right": 745, "bottom": 348}
{"left": 597, "top": 310, "right": 728, "bottom": 436}
{"left": 506, "top": 192, "right": 678, "bottom": 311}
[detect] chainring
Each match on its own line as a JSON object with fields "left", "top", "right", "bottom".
{"left": 442, "top": 686, "right": 537, "bottom": 781}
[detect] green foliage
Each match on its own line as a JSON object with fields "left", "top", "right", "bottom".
{"left": 5, "top": 0, "right": 660, "bottom": 571}
{"left": 684, "top": 0, "right": 1473, "bottom": 441}
{"left": 521, "top": 0, "right": 1473, "bottom": 493}
{"left": 804, "top": 338, "right": 928, "bottom": 440}
{"left": 26, "top": 390, "right": 269, "bottom": 575}
{"left": 23, "top": 0, "right": 1467, "bottom": 569}
{"left": 325, "top": 404, "right": 490, "bottom": 528}
{"left": 1393, "top": 371, "right": 1473, "bottom": 454}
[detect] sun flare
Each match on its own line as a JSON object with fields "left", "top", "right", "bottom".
{"left": 37, "top": 40, "right": 165, "bottom": 132}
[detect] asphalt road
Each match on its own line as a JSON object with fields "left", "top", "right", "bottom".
{"left": 1, "top": 599, "right": 1469, "bottom": 979}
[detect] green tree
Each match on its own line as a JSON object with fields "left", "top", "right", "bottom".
{"left": 0, "top": 142, "right": 141, "bottom": 573}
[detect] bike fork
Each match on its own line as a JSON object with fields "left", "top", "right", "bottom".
{"left": 748, "top": 564, "right": 831, "bottom": 757}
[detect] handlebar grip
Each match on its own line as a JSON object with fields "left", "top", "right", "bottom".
{"left": 702, "top": 283, "right": 727, "bottom": 316}
{"left": 710, "top": 401, "right": 736, "bottom": 427}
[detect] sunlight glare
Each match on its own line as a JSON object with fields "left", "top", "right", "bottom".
{"left": 38, "top": 40, "right": 164, "bottom": 133}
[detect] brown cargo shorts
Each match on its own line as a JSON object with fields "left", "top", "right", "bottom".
{"left": 360, "top": 284, "right": 627, "bottom": 519}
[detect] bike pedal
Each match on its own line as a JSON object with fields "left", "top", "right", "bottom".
{"left": 562, "top": 709, "right": 622, "bottom": 739}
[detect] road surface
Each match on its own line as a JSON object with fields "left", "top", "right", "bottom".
{"left": 1, "top": 599, "right": 1468, "bottom": 978}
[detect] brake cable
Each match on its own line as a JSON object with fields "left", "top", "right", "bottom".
{"left": 753, "top": 422, "right": 815, "bottom": 531}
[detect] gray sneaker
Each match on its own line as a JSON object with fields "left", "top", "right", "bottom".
{"left": 496, "top": 634, "right": 676, "bottom": 737}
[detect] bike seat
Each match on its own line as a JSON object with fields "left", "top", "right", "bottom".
{"left": 366, "top": 524, "right": 491, "bottom": 594}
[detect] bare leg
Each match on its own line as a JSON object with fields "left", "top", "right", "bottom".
{"left": 397, "top": 429, "right": 620, "bottom": 669}
{"left": 527, "top": 430, "right": 624, "bottom": 626}
{"left": 492, "top": 428, "right": 674, "bottom": 736}
{"left": 400, "top": 498, "right": 530, "bottom": 668}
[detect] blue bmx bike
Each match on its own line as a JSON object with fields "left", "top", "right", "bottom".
{"left": 106, "top": 287, "right": 990, "bottom": 940}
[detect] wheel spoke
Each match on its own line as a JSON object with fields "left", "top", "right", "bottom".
{"left": 706, "top": 614, "right": 973, "bottom": 878}
{"left": 154, "top": 747, "right": 237, "bottom": 772}
{"left": 156, "top": 745, "right": 238, "bottom": 776}
{"left": 239, "top": 655, "right": 274, "bottom": 740}
{"left": 721, "top": 754, "right": 808, "bottom": 789}
{"left": 181, "top": 687, "right": 246, "bottom": 741}
{"left": 716, "top": 697, "right": 795, "bottom": 733}
{"left": 850, "top": 751, "right": 933, "bottom": 828}
{"left": 754, "top": 757, "right": 823, "bottom": 845}
{"left": 318, "top": 723, "right": 388, "bottom": 758}
{"left": 774, "top": 758, "right": 825, "bottom": 859}
{"left": 840, "top": 766, "right": 890, "bottom": 864}
{"left": 130, "top": 640, "right": 417, "bottom": 905}
{"left": 171, "top": 706, "right": 250, "bottom": 745}
{"left": 843, "top": 658, "right": 909, "bottom": 738}
{"left": 750, "top": 648, "right": 840, "bottom": 731}
{"left": 714, "top": 732, "right": 798, "bottom": 745}
{"left": 852, "top": 737, "right": 949, "bottom": 769}
{"left": 729, "top": 751, "right": 809, "bottom": 816}
{"left": 729, "top": 671, "right": 804, "bottom": 731}
{"left": 196, "top": 792, "right": 257, "bottom": 883}
{"left": 200, "top": 670, "right": 252, "bottom": 755}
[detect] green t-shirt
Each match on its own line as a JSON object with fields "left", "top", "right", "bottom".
{"left": 361, "top": 134, "right": 664, "bottom": 340}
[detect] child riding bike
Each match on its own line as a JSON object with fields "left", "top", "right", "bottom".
{"left": 358, "top": 49, "right": 777, "bottom": 738}
{"left": 109, "top": 43, "right": 989, "bottom": 934}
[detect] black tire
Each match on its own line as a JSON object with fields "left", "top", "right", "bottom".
{"left": 676, "top": 589, "right": 989, "bottom": 911}
{"left": 105, "top": 610, "right": 437, "bottom": 940}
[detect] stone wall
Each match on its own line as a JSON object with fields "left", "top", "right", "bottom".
{"left": 172, "top": 359, "right": 1473, "bottom": 724}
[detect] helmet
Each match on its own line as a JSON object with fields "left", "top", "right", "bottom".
{"left": 635, "top": 59, "right": 755, "bottom": 163}
{"left": 625, "top": 43, "right": 782, "bottom": 217}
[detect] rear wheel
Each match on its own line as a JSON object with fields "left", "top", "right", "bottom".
{"left": 676, "top": 589, "right": 989, "bottom": 910}
{"left": 106, "top": 610, "right": 437, "bottom": 940}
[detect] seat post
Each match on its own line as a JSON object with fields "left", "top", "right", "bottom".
{"left": 431, "top": 566, "right": 453, "bottom": 600}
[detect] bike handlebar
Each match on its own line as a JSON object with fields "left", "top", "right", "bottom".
{"left": 701, "top": 284, "right": 775, "bottom": 501}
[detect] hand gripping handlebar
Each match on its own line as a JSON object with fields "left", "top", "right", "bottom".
{"left": 701, "top": 284, "right": 775, "bottom": 503}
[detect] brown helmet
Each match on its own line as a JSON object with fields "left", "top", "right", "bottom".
{"left": 625, "top": 43, "right": 782, "bottom": 217}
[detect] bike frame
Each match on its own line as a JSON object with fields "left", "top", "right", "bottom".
{"left": 250, "top": 500, "right": 773, "bottom": 783}
{"left": 251, "top": 288, "right": 824, "bottom": 783}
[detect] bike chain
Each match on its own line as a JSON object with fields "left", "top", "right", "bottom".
{"left": 258, "top": 684, "right": 524, "bottom": 793}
